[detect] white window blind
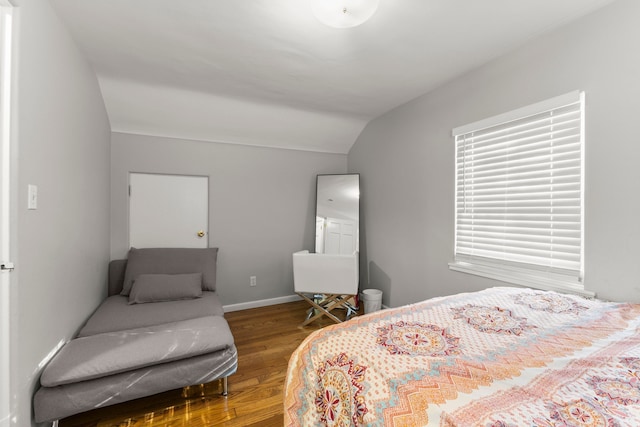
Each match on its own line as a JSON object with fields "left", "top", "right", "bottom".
{"left": 451, "top": 91, "right": 585, "bottom": 292}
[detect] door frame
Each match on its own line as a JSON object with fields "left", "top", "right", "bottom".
{"left": 0, "top": 2, "right": 14, "bottom": 426}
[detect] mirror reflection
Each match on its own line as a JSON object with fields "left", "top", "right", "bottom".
{"left": 315, "top": 174, "right": 360, "bottom": 254}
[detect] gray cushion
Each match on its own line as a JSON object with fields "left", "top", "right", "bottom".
{"left": 41, "top": 316, "right": 235, "bottom": 387}
{"left": 78, "top": 291, "right": 224, "bottom": 337}
{"left": 121, "top": 247, "right": 218, "bottom": 295}
{"left": 128, "top": 273, "right": 203, "bottom": 304}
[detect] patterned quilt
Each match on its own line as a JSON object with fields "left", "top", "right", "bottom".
{"left": 284, "top": 287, "right": 640, "bottom": 426}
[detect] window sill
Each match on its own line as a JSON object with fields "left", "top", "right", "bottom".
{"left": 448, "top": 260, "right": 595, "bottom": 298}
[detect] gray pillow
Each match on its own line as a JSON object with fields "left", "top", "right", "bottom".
{"left": 121, "top": 247, "right": 218, "bottom": 296}
{"left": 128, "top": 273, "right": 203, "bottom": 304}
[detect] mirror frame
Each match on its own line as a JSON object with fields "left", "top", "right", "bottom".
{"left": 314, "top": 173, "right": 360, "bottom": 254}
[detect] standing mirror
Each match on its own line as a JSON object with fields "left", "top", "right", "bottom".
{"left": 315, "top": 174, "right": 360, "bottom": 254}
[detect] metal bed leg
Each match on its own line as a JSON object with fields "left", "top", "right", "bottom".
{"left": 221, "top": 376, "right": 228, "bottom": 397}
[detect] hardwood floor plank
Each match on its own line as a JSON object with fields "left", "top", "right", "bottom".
{"left": 58, "top": 300, "right": 360, "bottom": 426}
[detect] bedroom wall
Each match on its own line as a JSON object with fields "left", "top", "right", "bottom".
{"left": 111, "top": 132, "right": 346, "bottom": 307}
{"left": 10, "top": 1, "right": 111, "bottom": 425}
{"left": 13, "top": 3, "right": 344, "bottom": 422}
{"left": 348, "top": 0, "right": 640, "bottom": 306}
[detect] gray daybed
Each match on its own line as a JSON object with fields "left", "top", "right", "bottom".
{"left": 33, "top": 247, "right": 238, "bottom": 423}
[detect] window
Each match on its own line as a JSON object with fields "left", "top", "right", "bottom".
{"left": 450, "top": 91, "right": 590, "bottom": 296}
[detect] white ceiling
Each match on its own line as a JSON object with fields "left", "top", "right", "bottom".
{"left": 50, "top": 0, "right": 616, "bottom": 154}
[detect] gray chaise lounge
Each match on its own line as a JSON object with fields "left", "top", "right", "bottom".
{"left": 33, "top": 247, "right": 238, "bottom": 423}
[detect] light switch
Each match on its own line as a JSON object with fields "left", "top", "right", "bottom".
{"left": 27, "top": 184, "right": 37, "bottom": 210}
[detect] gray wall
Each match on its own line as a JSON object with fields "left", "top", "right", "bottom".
{"left": 111, "top": 132, "right": 346, "bottom": 306}
{"left": 11, "top": 1, "right": 111, "bottom": 425}
{"left": 348, "top": 0, "right": 640, "bottom": 307}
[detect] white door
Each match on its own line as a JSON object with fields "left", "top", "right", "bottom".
{"left": 129, "top": 173, "right": 209, "bottom": 249}
{"left": 324, "top": 218, "right": 356, "bottom": 255}
{"left": 0, "top": 4, "right": 13, "bottom": 426}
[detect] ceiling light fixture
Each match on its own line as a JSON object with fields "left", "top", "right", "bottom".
{"left": 311, "top": 0, "right": 380, "bottom": 29}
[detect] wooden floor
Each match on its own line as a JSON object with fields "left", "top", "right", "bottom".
{"left": 59, "top": 300, "right": 359, "bottom": 427}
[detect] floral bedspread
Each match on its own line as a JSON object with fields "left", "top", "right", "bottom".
{"left": 284, "top": 287, "right": 640, "bottom": 426}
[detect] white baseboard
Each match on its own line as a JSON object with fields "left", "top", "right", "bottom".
{"left": 223, "top": 294, "right": 302, "bottom": 313}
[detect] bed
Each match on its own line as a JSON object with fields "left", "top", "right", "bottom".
{"left": 33, "top": 247, "right": 238, "bottom": 423}
{"left": 284, "top": 286, "right": 640, "bottom": 426}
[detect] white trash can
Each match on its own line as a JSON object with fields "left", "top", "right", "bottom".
{"left": 362, "top": 289, "right": 383, "bottom": 314}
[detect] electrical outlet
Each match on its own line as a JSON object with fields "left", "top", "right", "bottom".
{"left": 250, "top": 276, "right": 257, "bottom": 287}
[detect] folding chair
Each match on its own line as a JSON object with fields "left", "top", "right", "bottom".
{"left": 293, "top": 250, "right": 359, "bottom": 326}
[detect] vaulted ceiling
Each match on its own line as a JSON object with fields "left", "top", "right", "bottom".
{"left": 51, "top": 0, "right": 616, "bottom": 153}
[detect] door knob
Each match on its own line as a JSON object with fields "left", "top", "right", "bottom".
{"left": 1, "top": 262, "right": 14, "bottom": 271}
{"left": 197, "top": 230, "right": 205, "bottom": 238}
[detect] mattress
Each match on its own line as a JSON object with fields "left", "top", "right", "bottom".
{"left": 78, "top": 290, "right": 224, "bottom": 336}
{"left": 34, "top": 290, "right": 234, "bottom": 423}
{"left": 284, "top": 286, "right": 640, "bottom": 426}
{"left": 41, "top": 316, "right": 234, "bottom": 386}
